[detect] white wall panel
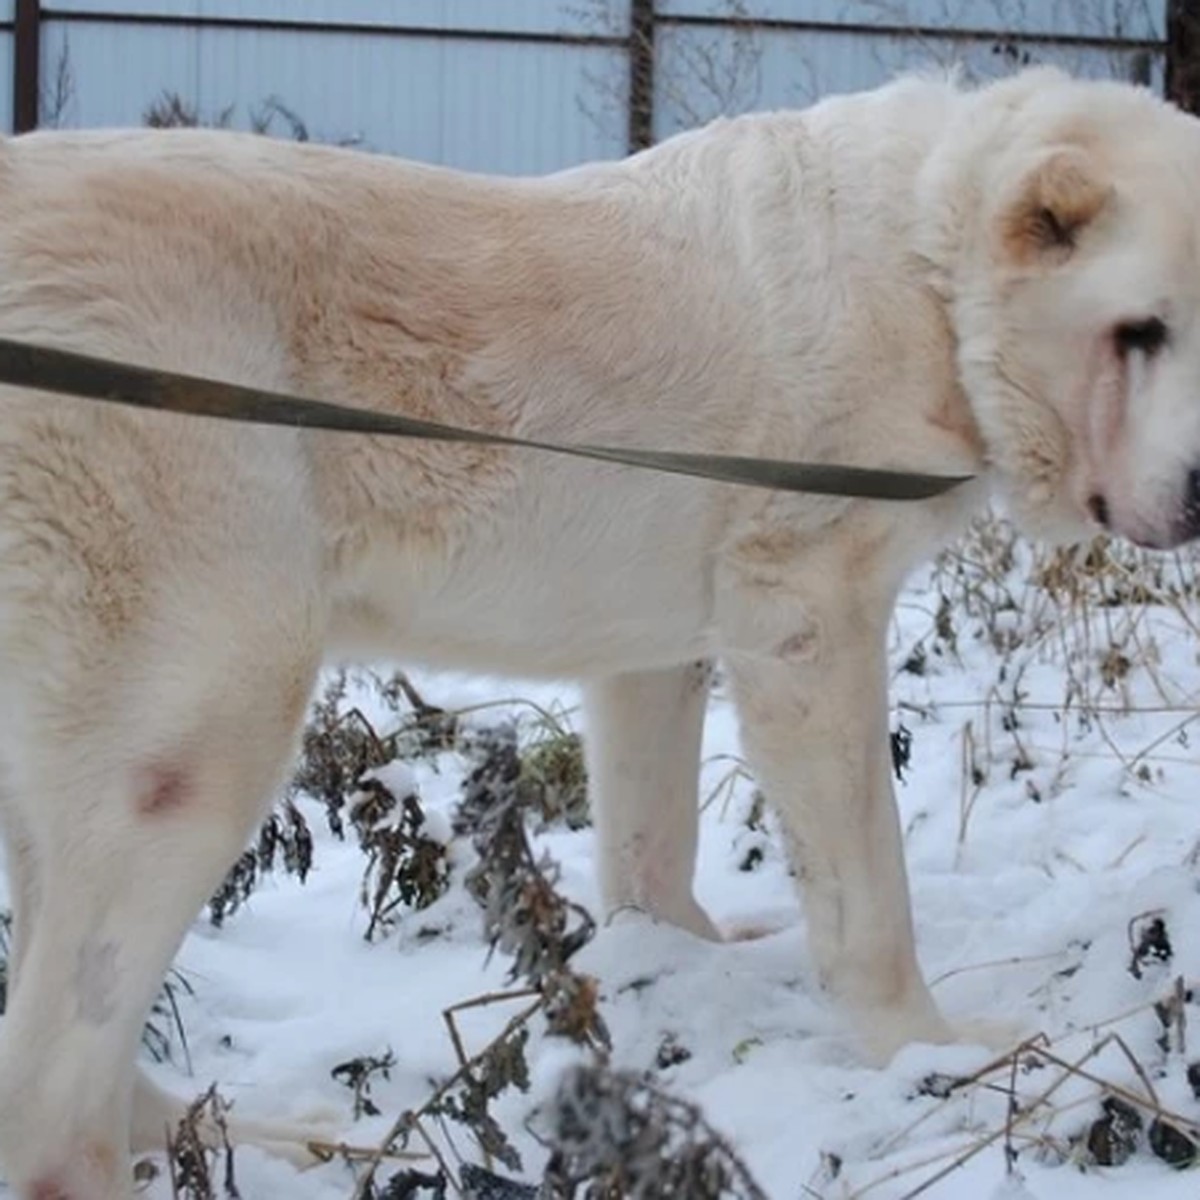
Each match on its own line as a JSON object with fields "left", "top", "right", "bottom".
{"left": 40, "top": 17, "right": 628, "bottom": 173}
{"left": 13, "top": 1, "right": 1171, "bottom": 174}
{"left": 656, "top": 0, "right": 1163, "bottom": 40}
{"left": 47, "top": 1, "right": 623, "bottom": 36}
{"left": 656, "top": 18, "right": 1164, "bottom": 135}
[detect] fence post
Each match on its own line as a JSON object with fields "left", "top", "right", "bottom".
{"left": 1167, "top": 0, "right": 1200, "bottom": 114}
{"left": 13, "top": 0, "right": 40, "bottom": 133}
{"left": 628, "top": 0, "right": 655, "bottom": 152}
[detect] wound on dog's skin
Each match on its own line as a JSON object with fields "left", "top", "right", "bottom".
{"left": 775, "top": 628, "right": 820, "bottom": 661}
{"left": 136, "top": 764, "right": 189, "bottom": 816}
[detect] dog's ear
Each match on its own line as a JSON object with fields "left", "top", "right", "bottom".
{"left": 997, "top": 148, "right": 1112, "bottom": 266}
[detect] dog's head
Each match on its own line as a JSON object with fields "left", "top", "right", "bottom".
{"left": 921, "top": 70, "right": 1200, "bottom": 548}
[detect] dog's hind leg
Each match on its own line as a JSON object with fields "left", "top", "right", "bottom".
{"left": 0, "top": 779, "right": 332, "bottom": 1174}
{"left": 583, "top": 662, "right": 720, "bottom": 940}
{"left": 0, "top": 611, "right": 321, "bottom": 1200}
{"left": 0, "top": 816, "right": 333, "bottom": 1175}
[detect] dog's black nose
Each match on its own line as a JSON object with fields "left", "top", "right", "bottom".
{"left": 1189, "top": 469, "right": 1200, "bottom": 511}
{"left": 1087, "top": 493, "right": 1110, "bottom": 528}
{"left": 1180, "top": 469, "right": 1200, "bottom": 542}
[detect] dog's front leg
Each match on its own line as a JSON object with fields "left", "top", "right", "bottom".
{"left": 719, "top": 559, "right": 951, "bottom": 1064}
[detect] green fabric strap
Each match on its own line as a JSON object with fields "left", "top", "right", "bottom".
{"left": 0, "top": 337, "right": 973, "bottom": 502}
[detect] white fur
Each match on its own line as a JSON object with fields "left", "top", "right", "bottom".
{"left": 1, "top": 67, "right": 1199, "bottom": 1198}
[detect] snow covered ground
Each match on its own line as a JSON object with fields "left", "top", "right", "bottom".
{"left": 8, "top": 518, "right": 1200, "bottom": 1199}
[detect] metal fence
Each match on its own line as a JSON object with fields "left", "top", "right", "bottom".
{"left": 0, "top": 1, "right": 1189, "bottom": 175}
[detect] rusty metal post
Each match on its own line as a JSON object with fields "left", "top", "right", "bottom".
{"left": 1167, "top": 0, "right": 1200, "bottom": 113}
{"left": 13, "top": 0, "right": 41, "bottom": 132}
{"left": 628, "top": 0, "right": 655, "bottom": 152}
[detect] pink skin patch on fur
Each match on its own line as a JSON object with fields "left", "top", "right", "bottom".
{"left": 771, "top": 618, "right": 821, "bottom": 664}
{"left": 30, "top": 1141, "right": 117, "bottom": 1199}
{"left": 30, "top": 1178, "right": 72, "bottom": 1200}
{"left": 776, "top": 629, "right": 818, "bottom": 661}
{"left": 724, "top": 920, "right": 784, "bottom": 942}
{"left": 136, "top": 764, "right": 190, "bottom": 816}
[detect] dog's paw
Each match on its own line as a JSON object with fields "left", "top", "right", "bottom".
{"left": 232, "top": 1110, "right": 349, "bottom": 1170}
{"left": 952, "top": 1016, "right": 1035, "bottom": 1056}
{"left": 720, "top": 907, "right": 794, "bottom": 943}
{"left": 860, "top": 1014, "right": 957, "bottom": 1067}
{"left": 722, "top": 923, "right": 773, "bottom": 942}
{"left": 857, "top": 1014, "right": 1033, "bottom": 1068}
{"left": 607, "top": 899, "right": 723, "bottom": 942}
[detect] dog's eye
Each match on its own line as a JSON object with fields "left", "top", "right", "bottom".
{"left": 1114, "top": 317, "right": 1168, "bottom": 356}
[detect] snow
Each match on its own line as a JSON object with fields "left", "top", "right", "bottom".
{"left": 8, "top": 525, "right": 1200, "bottom": 1198}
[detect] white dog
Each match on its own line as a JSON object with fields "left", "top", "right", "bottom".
{"left": 0, "top": 66, "right": 1197, "bottom": 1198}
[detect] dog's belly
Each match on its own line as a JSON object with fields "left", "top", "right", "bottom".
{"left": 326, "top": 478, "right": 719, "bottom": 677}
{"left": 333, "top": 552, "right": 714, "bottom": 677}
{"left": 410, "top": 572, "right": 712, "bottom": 677}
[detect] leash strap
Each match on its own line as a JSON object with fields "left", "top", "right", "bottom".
{"left": 0, "top": 337, "right": 974, "bottom": 501}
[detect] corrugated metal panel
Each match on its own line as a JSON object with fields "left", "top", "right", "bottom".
{"left": 0, "top": 31, "right": 13, "bottom": 130}
{"left": 656, "top": 0, "right": 1163, "bottom": 41}
{"left": 655, "top": 21, "right": 1164, "bottom": 137}
{"left": 48, "top": 1, "right": 626, "bottom": 36}
{"left": 20, "top": 3, "right": 1172, "bottom": 173}
{"left": 41, "top": 18, "right": 629, "bottom": 173}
